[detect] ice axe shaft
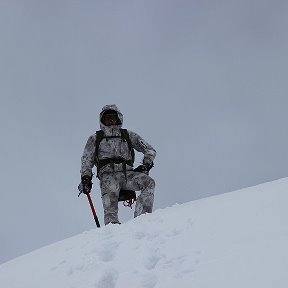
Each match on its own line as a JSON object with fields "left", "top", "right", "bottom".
{"left": 86, "top": 193, "right": 101, "bottom": 228}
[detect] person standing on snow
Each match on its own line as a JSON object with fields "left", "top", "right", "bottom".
{"left": 79, "top": 104, "right": 156, "bottom": 225}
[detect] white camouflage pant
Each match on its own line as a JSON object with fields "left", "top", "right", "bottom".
{"left": 99, "top": 171, "right": 155, "bottom": 225}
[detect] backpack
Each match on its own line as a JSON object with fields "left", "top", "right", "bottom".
{"left": 94, "top": 128, "right": 136, "bottom": 207}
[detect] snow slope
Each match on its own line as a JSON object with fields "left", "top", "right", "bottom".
{"left": 1, "top": 178, "right": 288, "bottom": 288}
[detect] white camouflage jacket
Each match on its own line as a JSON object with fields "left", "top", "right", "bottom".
{"left": 81, "top": 104, "right": 156, "bottom": 178}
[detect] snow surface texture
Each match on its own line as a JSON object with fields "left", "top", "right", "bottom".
{"left": 1, "top": 177, "right": 288, "bottom": 288}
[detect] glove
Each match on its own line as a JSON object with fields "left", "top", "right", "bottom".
{"left": 134, "top": 162, "right": 154, "bottom": 174}
{"left": 78, "top": 175, "right": 92, "bottom": 194}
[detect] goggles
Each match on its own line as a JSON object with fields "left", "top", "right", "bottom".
{"left": 102, "top": 112, "right": 120, "bottom": 126}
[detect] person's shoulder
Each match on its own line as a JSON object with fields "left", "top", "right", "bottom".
{"left": 125, "top": 129, "right": 139, "bottom": 138}
{"left": 87, "top": 133, "right": 97, "bottom": 141}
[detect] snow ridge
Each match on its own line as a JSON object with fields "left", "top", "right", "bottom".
{"left": 1, "top": 177, "right": 288, "bottom": 288}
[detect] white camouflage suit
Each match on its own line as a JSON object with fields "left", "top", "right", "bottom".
{"left": 80, "top": 104, "right": 156, "bottom": 225}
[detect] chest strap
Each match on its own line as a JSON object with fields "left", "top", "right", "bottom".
{"left": 97, "top": 158, "right": 133, "bottom": 181}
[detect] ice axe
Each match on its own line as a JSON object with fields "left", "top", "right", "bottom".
{"left": 78, "top": 189, "right": 100, "bottom": 228}
{"left": 86, "top": 193, "right": 101, "bottom": 228}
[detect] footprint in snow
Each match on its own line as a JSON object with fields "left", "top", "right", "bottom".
{"left": 95, "top": 268, "right": 119, "bottom": 288}
{"left": 98, "top": 241, "right": 120, "bottom": 262}
{"left": 144, "top": 254, "right": 162, "bottom": 270}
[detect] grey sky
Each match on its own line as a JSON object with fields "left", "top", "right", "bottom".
{"left": 1, "top": 0, "right": 288, "bottom": 264}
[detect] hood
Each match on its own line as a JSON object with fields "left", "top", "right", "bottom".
{"left": 99, "top": 104, "right": 123, "bottom": 133}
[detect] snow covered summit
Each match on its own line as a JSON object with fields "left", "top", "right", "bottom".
{"left": 1, "top": 177, "right": 288, "bottom": 288}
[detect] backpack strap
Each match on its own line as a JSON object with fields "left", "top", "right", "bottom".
{"left": 95, "top": 130, "right": 105, "bottom": 163}
{"left": 120, "top": 129, "right": 135, "bottom": 164}
{"left": 95, "top": 130, "right": 104, "bottom": 177}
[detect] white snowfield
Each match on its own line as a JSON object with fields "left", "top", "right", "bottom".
{"left": 1, "top": 178, "right": 288, "bottom": 288}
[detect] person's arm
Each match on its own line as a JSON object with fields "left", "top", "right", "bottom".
{"left": 80, "top": 134, "right": 96, "bottom": 178}
{"left": 128, "top": 130, "right": 156, "bottom": 166}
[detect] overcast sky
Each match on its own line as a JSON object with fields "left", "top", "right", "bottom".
{"left": 1, "top": 0, "right": 288, "bottom": 264}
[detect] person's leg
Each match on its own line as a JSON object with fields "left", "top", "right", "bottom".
{"left": 124, "top": 172, "right": 155, "bottom": 218}
{"left": 100, "top": 173, "right": 121, "bottom": 225}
